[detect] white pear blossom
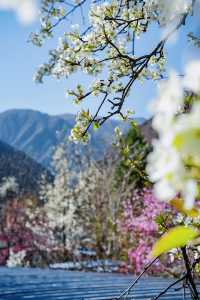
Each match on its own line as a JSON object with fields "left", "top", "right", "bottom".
{"left": 40, "top": 143, "right": 83, "bottom": 251}
{"left": 151, "top": 71, "right": 183, "bottom": 133}
{"left": 31, "top": 0, "right": 197, "bottom": 141}
{"left": 183, "top": 60, "right": 200, "bottom": 93}
{"left": 147, "top": 60, "right": 200, "bottom": 209}
{"left": 172, "top": 102, "right": 200, "bottom": 165}
{"left": 145, "top": 0, "right": 192, "bottom": 25}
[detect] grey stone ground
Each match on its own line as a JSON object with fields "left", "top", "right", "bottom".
{"left": 0, "top": 267, "right": 195, "bottom": 299}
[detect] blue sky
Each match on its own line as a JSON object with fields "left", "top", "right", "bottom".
{"left": 0, "top": 8, "right": 199, "bottom": 118}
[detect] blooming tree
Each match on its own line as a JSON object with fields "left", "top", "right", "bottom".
{"left": 31, "top": 0, "right": 200, "bottom": 296}
{"left": 74, "top": 157, "right": 127, "bottom": 258}
{"left": 40, "top": 143, "right": 129, "bottom": 259}
{"left": 33, "top": 0, "right": 200, "bottom": 237}
{"left": 119, "top": 188, "right": 183, "bottom": 274}
{"left": 0, "top": 195, "right": 56, "bottom": 267}
{"left": 40, "top": 143, "right": 82, "bottom": 253}
{"left": 32, "top": 0, "right": 198, "bottom": 141}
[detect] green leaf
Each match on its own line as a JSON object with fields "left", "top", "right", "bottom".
{"left": 151, "top": 226, "right": 198, "bottom": 257}
{"left": 93, "top": 122, "right": 100, "bottom": 131}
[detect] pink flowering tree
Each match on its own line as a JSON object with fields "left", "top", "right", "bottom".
{"left": 119, "top": 188, "right": 177, "bottom": 274}
{"left": 0, "top": 197, "right": 57, "bottom": 267}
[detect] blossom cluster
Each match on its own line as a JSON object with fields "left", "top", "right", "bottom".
{"left": 31, "top": 0, "right": 194, "bottom": 141}
{"left": 147, "top": 60, "right": 200, "bottom": 209}
{"left": 145, "top": 0, "right": 193, "bottom": 25}
{"left": 33, "top": 0, "right": 166, "bottom": 75}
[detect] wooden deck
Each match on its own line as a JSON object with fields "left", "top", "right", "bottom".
{"left": 0, "top": 267, "right": 195, "bottom": 299}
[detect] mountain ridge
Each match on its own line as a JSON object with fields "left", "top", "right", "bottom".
{"left": 0, "top": 109, "right": 145, "bottom": 167}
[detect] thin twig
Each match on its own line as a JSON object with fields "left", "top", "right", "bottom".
{"left": 49, "top": 0, "right": 87, "bottom": 32}
{"left": 115, "top": 257, "right": 158, "bottom": 299}
{"left": 152, "top": 274, "right": 187, "bottom": 300}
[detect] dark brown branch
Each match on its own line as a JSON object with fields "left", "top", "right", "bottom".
{"left": 38, "top": 0, "right": 196, "bottom": 136}
{"left": 103, "top": 26, "right": 135, "bottom": 63}
{"left": 82, "top": 80, "right": 113, "bottom": 135}
{"left": 181, "top": 247, "right": 199, "bottom": 300}
{"left": 86, "top": 8, "right": 190, "bottom": 129}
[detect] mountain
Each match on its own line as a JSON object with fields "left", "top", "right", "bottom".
{"left": 0, "top": 109, "right": 145, "bottom": 168}
{"left": 0, "top": 140, "right": 52, "bottom": 197}
{"left": 140, "top": 118, "right": 157, "bottom": 144}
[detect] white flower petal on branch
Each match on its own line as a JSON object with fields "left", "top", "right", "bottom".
{"left": 184, "top": 60, "right": 200, "bottom": 93}
{"left": 182, "top": 179, "right": 198, "bottom": 209}
{"left": 148, "top": 60, "right": 200, "bottom": 209}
